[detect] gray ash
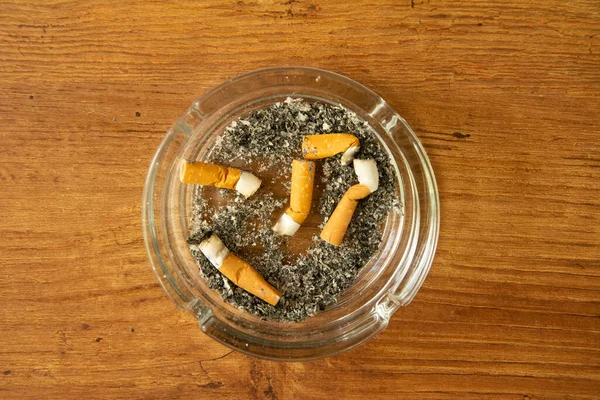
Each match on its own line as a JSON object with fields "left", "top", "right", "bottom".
{"left": 188, "top": 98, "right": 400, "bottom": 322}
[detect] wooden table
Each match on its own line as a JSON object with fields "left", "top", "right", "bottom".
{"left": 1, "top": 1, "right": 598, "bottom": 398}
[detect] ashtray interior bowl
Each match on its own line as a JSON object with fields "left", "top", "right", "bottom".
{"left": 142, "top": 67, "right": 439, "bottom": 361}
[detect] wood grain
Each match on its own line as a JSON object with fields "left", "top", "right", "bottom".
{"left": 0, "top": 0, "right": 598, "bottom": 398}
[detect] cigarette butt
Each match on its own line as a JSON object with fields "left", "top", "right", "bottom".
{"left": 273, "top": 160, "right": 315, "bottom": 236}
{"left": 320, "top": 158, "right": 379, "bottom": 246}
{"left": 199, "top": 234, "right": 281, "bottom": 306}
{"left": 302, "top": 134, "right": 360, "bottom": 165}
{"left": 180, "top": 160, "right": 261, "bottom": 198}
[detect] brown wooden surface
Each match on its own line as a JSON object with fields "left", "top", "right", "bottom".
{"left": 1, "top": 0, "right": 599, "bottom": 399}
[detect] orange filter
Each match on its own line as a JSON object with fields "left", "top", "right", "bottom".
{"left": 302, "top": 134, "right": 360, "bottom": 165}
{"left": 180, "top": 160, "right": 261, "bottom": 198}
{"left": 219, "top": 254, "right": 281, "bottom": 306}
{"left": 319, "top": 184, "right": 372, "bottom": 246}
{"left": 273, "top": 160, "right": 315, "bottom": 236}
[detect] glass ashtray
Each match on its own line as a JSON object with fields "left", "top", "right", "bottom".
{"left": 142, "top": 67, "right": 439, "bottom": 361}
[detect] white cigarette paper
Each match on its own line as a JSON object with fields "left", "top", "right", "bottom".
{"left": 353, "top": 158, "right": 379, "bottom": 192}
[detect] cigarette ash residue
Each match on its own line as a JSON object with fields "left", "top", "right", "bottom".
{"left": 188, "top": 98, "right": 400, "bottom": 322}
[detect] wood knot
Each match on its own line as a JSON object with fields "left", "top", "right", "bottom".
{"left": 452, "top": 132, "right": 471, "bottom": 139}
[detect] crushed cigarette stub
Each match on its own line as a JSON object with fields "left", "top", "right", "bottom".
{"left": 199, "top": 234, "right": 281, "bottom": 306}
{"left": 320, "top": 159, "right": 379, "bottom": 246}
{"left": 180, "top": 160, "right": 261, "bottom": 198}
{"left": 273, "top": 160, "right": 315, "bottom": 236}
{"left": 302, "top": 134, "right": 360, "bottom": 165}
